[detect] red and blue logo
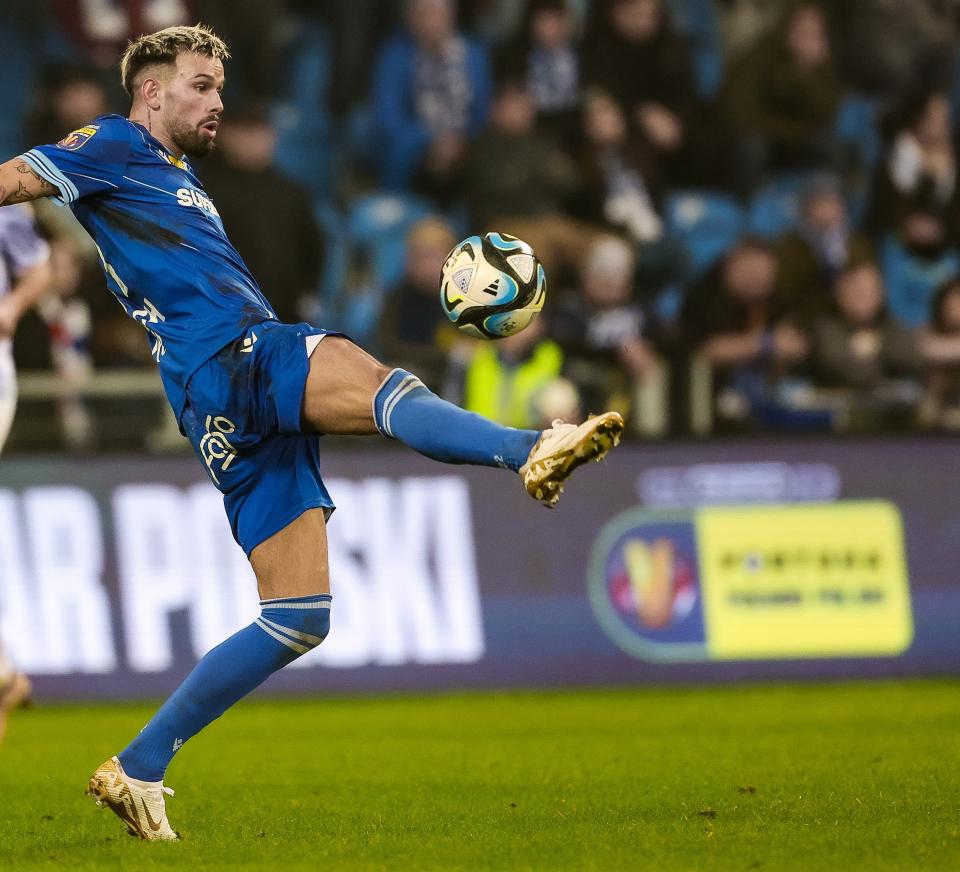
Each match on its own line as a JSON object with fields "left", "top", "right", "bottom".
{"left": 588, "top": 509, "right": 707, "bottom": 661}
{"left": 57, "top": 125, "right": 99, "bottom": 151}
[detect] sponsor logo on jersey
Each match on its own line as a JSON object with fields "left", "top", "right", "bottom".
{"left": 175, "top": 187, "right": 220, "bottom": 217}
{"left": 57, "top": 125, "right": 99, "bottom": 151}
{"left": 199, "top": 415, "right": 238, "bottom": 485}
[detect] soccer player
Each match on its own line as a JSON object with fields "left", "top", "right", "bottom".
{"left": 0, "top": 25, "right": 622, "bottom": 840}
{"left": 0, "top": 204, "right": 53, "bottom": 744}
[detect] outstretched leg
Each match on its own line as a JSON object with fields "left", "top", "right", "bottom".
{"left": 302, "top": 336, "right": 623, "bottom": 504}
{"left": 87, "top": 509, "right": 333, "bottom": 841}
{"left": 302, "top": 336, "right": 539, "bottom": 470}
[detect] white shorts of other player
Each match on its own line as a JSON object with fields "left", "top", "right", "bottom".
{"left": 0, "top": 341, "right": 17, "bottom": 453}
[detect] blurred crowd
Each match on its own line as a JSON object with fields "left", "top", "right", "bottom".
{"left": 7, "top": 0, "right": 960, "bottom": 447}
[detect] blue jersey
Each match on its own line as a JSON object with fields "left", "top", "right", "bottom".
{"left": 19, "top": 114, "right": 276, "bottom": 421}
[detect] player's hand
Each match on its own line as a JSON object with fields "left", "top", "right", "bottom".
{"left": 0, "top": 295, "right": 24, "bottom": 338}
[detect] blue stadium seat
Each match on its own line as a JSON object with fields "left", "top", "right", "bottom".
{"left": 880, "top": 236, "right": 960, "bottom": 329}
{"left": 0, "top": 23, "right": 37, "bottom": 157}
{"left": 271, "top": 104, "right": 339, "bottom": 200}
{"left": 345, "top": 104, "right": 379, "bottom": 174}
{"left": 270, "top": 21, "right": 339, "bottom": 198}
{"left": 347, "top": 193, "right": 434, "bottom": 290}
{"left": 664, "top": 190, "right": 745, "bottom": 279}
{"left": 664, "top": 0, "right": 724, "bottom": 100}
{"left": 834, "top": 94, "right": 882, "bottom": 171}
{"left": 312, "top": 200, "right": 349, "bottom": 313}
{"left": 746, "top": 172, "right": 823, "bottom": 239}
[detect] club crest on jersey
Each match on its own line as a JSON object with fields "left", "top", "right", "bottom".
{"left": 57, "top": 125, "right": 99, "bottom": 151}
{"left": 176, "top": 187, "right": 220, "bottom": 217}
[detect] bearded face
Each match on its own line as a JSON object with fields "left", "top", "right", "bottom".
{"left": 158, "top": 52, "right": 223, "bottom": 158}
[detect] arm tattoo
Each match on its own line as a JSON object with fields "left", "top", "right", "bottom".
{"left": 0, "top": 160, "right": 59, "bottom": 205}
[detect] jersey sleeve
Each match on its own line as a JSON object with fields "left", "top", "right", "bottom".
{"left": 19, "top": 118, "right": 132, "bottom": 206}
{"left": 0, "top": 205, "right": 50, "bottom": 276}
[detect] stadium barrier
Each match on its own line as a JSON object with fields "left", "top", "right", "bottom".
{"left": 1, "top": 439, "right": 958, "bottom": 699}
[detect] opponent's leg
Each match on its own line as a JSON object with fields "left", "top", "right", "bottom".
{"left": 88, "top": 509, "right": 332, "bottom": 840}
{"left": 302, "top": 336, "right": 623, "bottom": 504}
{"left": 0, "top": 645, "right": 32, "bottom": 745}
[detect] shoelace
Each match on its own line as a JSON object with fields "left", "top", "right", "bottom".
{"left": 160, "top": 785, "right": 175, "bottom": 797}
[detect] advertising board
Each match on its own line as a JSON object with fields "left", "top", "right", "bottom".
{"left": 1, "top": 438, "right": 957, "bottom": 699}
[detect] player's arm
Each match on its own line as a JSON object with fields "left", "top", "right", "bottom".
{"left": 0, "top": 158, "right": 60, "bottom": 207}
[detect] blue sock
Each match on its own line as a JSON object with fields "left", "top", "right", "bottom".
{"left": 374, "top": 369, "right": 539, "bottom": 472}
{"left": 118, "top": 594, "right": 331, "bottom": 782}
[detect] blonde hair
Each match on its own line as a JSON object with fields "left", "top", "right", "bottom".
{"left": 119, "top": 24, "right": 230, "bottom": 97}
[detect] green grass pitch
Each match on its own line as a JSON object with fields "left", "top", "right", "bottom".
{"left": 1, "top": 681, "right": 958, "bottom": 871}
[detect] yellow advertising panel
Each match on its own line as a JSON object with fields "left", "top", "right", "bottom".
{"left": 696, "top": 502, "right": 912, "bottom": 659}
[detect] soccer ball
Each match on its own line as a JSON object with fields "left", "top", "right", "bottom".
{"left": 439, "top": 232, "right": 546, "bottom": 339}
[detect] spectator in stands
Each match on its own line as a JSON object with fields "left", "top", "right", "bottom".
{"left": 880, "top": 207, "right": 960, "bottom": 330}
{"left": 721, "top": 2, "right": 844, "bottom": 187}
{"left": 460, "top": 317, "right": 568, "bottom": 429}
{"left": 378, "top": 217, "right": 460, "bottom": 391}
{"left": 775, "top": 175, "right": 873, "bottom": 324}
{"left": 681, "top": 238, "right": 807, "bottom": 424}
{"left": 200, "top": 107, "right": 322, "bottom": 325}
{"left": 372, "top": 0, "right": 493, "bottom": 193}
{"left": 868, "top": 92, "right": 960, "bottom": 245}
{"left": 464, "top": 79, "right": 587, "bottom": 281}
{"left": 574, "top": 89, "right": 662, "bottom": 245}
{"left": 495, "top": 0, "right": 582, "bottom": 149}
{"left": 26, "top": 66, "right": 110, "bottom": 146}
{"left": 717, "top": 0, "right": 794, "bottom": 59}
{"left": 549, "top": 235, "right": 656, "bottom": 422}
{"left": 41, "top": 236, "right": 96, "bottom": 450}
{"left": 50, "top": 0, "right": 196, "bottom": 71}
{"left": 920, "top": 276, "right": 960, "bottom": 428}
{"left": 465, "top": 78, "right": 576, "bottom": 229}
{"left": 830, "top": 0, "right": 957, "bottom": 102}
{"left": 809, "top": 261, "right": 921, "bottom": 392}
{"left": 582, "top": 0, "right": 706, "bottom": 187}
{"left": 197, "top": 0, "right": 287, "bottom": 101}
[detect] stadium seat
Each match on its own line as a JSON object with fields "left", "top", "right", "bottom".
{"left": 271, "top": 104, "right": 339, "bottom": 200}
{"left": 880, "top": 236, "right": 960, "bottom": 330}
{"left": 664, "top": 190, "right": 745, "bottom": 279}
{"left": 746, "top": 172, "right": 824, "bottom": 239}
{"left": 347, "top": 193, "right": 434, "bottom": 291}
{"left": 0, "top": 23, "right": 37, "bottom": 158}
{"left": 834, "top": 94, "right": 882, "bottom": 172}
{"left": 312, "top": 200, "right": 350, "bottom": 315}
{"left": 345, "top": 104, "right": 380, "bottom": 175}
{"left": 664, "top": 0, "right": 724, "bottom": 100}
{"left": 270, "top": 21, "right": 340, "bottom": 199}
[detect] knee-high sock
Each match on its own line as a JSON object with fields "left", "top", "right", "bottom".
{"left": 118, "top": 594, "right": 331, "bottom": 782}
{"left": 373, "top": 369, "right": 539, "bottom": 472}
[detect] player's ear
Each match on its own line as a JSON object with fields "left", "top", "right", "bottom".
{"left": 141, "top": 76, "right": 163, "bottom": 112}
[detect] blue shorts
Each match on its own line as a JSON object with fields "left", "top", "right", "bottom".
{"left": 181, "top": 321, "right": 342, "bottom": 556}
